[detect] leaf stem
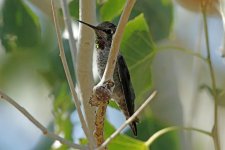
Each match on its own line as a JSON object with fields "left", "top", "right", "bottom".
{"left": 201, "top": 2, "right": 220, "bottom": 150}
{"left": 145, "top": 126, "right": 212, "bottom": 147}
{"left": 156, "top": 45, "right": 206, "bottom": 61}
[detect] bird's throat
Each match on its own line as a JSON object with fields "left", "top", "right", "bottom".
{"left": 96, "top": 39, "right": 106, "bottom": 50}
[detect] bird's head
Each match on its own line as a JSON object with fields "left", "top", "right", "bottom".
{"left": 77, "top": 20, "right": 116, "bottom": 41}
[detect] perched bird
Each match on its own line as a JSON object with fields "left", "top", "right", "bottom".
{"left": 78, "top": 20, "right": 137, "bottom": 136}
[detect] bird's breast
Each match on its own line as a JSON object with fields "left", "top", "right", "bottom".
{"left": 96, "top": 48, "right": 110, "bottom": 77}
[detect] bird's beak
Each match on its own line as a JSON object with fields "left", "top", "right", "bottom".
{"left": 77, "top": 20, "right": 100, "bottom": 31}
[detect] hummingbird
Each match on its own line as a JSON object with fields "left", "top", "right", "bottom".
{"left": 77, "top": 20, "right": 137, "bottom": 136}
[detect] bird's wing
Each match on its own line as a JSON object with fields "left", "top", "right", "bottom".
{"left": 117, "top": 54, "right": 135, "bottom": 116}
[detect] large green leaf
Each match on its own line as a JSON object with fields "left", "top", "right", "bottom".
{"left": 132, "top": 0, "right": 173, "bottom": 41}
{"left": 0, "top": 0, "right": 41, "bottom": 51}
{"left": 100, "top": 0, "right": 126, "bottom": 21}
{"left": 99, "top": 0, "right": 173, "bottom": 40}
{"left": 121, "top": 14, "right": 155, "bottom": 103}
{"left": 104, "top": 121, "right": 147, "bottom": 150}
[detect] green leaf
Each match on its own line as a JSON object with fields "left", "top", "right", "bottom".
{"left": 79, "top": 138, "right": 88, "bottom": 145}
{"left": 104, "top": 121, "right": 147, "bottom": 150}
{"left": 68, "top": 0, "right": 79, "bottom": 19}
{"left": 100, "top": 0, "right": 126, "bottom": 21}
{"left": 132, "top": 0, "right": 173, "bottom": 41}
{"left": 54, "top": 83, "right": 75, "bottom": 115}
{"left": 0, "top": 0, "right": 41, "bottom": 51}
{"left": 100, "top": 0, "right": 173, "bottom": 40}
{"left": 121, "top": 14, "right": 155, "bottom": 103}
{"left": 108, "top": 100, "right": 120, "bottom": 110}
{"left": 52, "top": 83, "right": 75, "bottom": 150}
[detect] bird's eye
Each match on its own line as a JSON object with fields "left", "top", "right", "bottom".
{"left": 104, "top": 29, "right": 114, "bottom": 34}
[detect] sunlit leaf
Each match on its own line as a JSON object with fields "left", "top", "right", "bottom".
{"left": 121, "top": 14, "right": 155, "bottom": 103}
{"left": 104, "top": 121, "right": 147, "bottom": 150}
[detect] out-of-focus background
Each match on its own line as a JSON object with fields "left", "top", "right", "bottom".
{"left": 0, "top": 0, "right": 225, "bottom": 150}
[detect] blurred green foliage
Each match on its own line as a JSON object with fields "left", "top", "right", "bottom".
{"left": 52, "top": 83, "right": 75, "bottom": 150}
{"left": 0, "top": 0, "right": 176, "bottom": 149}
{"left": 69, "top": 0, "right": 79, "bottom": 19}
{"left": 132, "top": 0, "right": 173, "bottom": 41}
{"left": 130, "top": 112, "right": 179, "bottom": 150}
{"left": 0, "top": 0, "right": 41, "bottom": 51}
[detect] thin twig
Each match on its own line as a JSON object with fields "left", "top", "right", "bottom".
{"left": 60, "top": 0, "right": 77, "bottom": 70}
{"left": 101, "top": 0, "right": 136, "bottom": 81}
{"left": 0, "top": 90, "right": 86, "bottom": 150}
{"left": 50, "top": 0, "right": 94, "bottom": 146}
{"left": 95, "top": 91, "right": 157, "bottom": 150}
{"left": 201, "top": 2, "right": 220, "bottom": 150}
{"left": 145, "top": 126, "right": 212, "bottom": 147}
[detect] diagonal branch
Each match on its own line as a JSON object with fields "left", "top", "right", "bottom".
{"left": 0, "top": 90, "right": 86, "bottom": 150}
{"left": 95, "top": 91, "right": 157, "bottom": 150}
{"left": 91, "top": 0, "right": 136, "bottom": 148}
{"left": 101, "top": 0, "right": 136, "bottom": 82}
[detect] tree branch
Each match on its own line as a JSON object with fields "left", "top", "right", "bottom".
{"left": 0, "top": 90, "right": 86, "bottom": 150}
{"left": 76, "top": 0, "right": 96, "bottom": 145}
{"left": 101, "top": 0, "right": 136, "bottom": 82}
{"left": 94, "top": 102, "right": 108, "bottom": 148}
{"left": 95, "top": 91, "right": 157, "bottom": 150}
{"left": 60, "top": 0, "right": 77, "bottom": 71}
{"left": 90, "top": 0, "right": 136, "bottom": 148}
{"left": 50, "top": 0, "right": 94, "bottom": 147}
